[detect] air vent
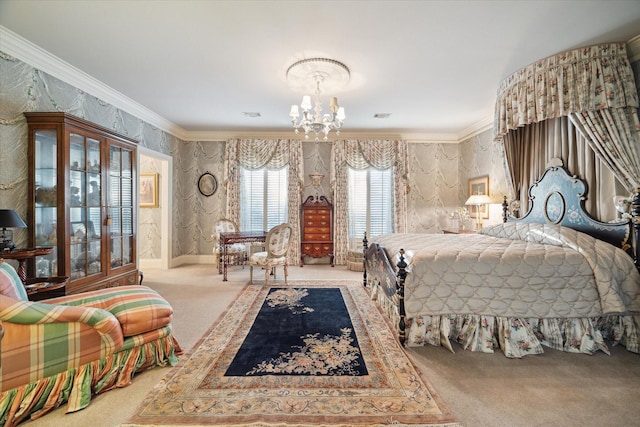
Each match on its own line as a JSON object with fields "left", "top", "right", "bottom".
{"left": 243, "top": 112, "right": 261, "bottom": 118}
{"left": 374, "top": 113, "right": 391, "bottom": 119}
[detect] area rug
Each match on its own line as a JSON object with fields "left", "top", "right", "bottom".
{"left": 124, "top": 281, "right": 459, "bottom": 426}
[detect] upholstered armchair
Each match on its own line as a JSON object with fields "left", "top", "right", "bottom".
{"left": 212, "top": 219, "right": 248, "bottom": 272}
{"left": 249, "top": 223, "right": 293, "bottom": 284}
{"left": 0, "top": 260, "right": 182, "bottom": 426}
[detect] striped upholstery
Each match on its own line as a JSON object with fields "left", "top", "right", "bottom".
{"left": 45, "top": 285, "right": 173, "bottom": 337}
{"left": 0, "top": 295, "right": 123, "bottom": 392}
{"left": 0, "top": 260, "right": 28, "bottom": 301}
{"left": 0, "top": 262, "right": 181, "bottom": 425}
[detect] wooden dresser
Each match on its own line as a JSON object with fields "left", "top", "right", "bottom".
{"left": 300, "top": 195, "right": 334, "bottom": 267}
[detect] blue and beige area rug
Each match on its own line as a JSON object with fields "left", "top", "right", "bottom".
{"left": 124, "top": 281, "right": 459, "bottom": 426}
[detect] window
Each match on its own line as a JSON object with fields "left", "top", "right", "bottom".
{"left": 240, "top": 166, "right": 288, "bottom": 231}
{"left": 348, "top": 167, "right": 394, "bottom": 241}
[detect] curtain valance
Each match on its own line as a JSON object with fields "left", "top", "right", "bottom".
{"left": 330, "top": 139, "right": 407, "bottom": 171}
{"left": 494, "top": 43, "right": 639, "bottom": 140}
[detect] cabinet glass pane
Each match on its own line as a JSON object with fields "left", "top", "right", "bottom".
{"left": 88, "top": 240, "right": 101, "bottom": 274}
{"left": 122, "top": 208, "right": 133, "bottom": 235}
{"left": 35, "top": 207, "right": 57, "bottom": 246}
{"left": 69, "top": 134, "right": 85, "bottom": 170}
{"left": 110, "top": 208, "right": 121, "bottom": 236}
{"left": 88, "top": 207, "right": 101, "bottom": 239}
{"left": 110, "top": 175, "right": 121, "bottom": 206}
{"left": 87, "top": 138, "right": 100, "bottom": 173}
{"left": 123, "top": 236, "right": 133, "bottom": 266}
{"left": 122, "top": 177, "right": 133, "bottom": 206}
{"left": 122, "top": 149, "right": 132, "bottom": 178}
{"left": 88, "top": 173, "right": 101, "bottom": 206}
{"left": 70, "top": 243, "right": 87, "bottom": 279}
{"left": 70, "top": 170, "right": 85, "bottom": 206}
{"left": 111, "top": 238, "right": 122, "bottom": 268}
{"left": 69, "top": 207, "right": 83, "bottom": 224}
{"left": 34, "top": 129, "right": 58, "bottom": 278}
{"left": 110, "top": 146, "right": 120, "bottom": 172}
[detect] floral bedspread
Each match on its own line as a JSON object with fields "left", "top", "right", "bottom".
{"left": 368, "top": 223, "right": 640, "bottom": 357}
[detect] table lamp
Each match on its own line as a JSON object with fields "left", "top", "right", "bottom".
{"left": 0, "top": 209, "right": 27, "bottom": 252}
{"left": 465, "top": 194, "right": 491, "bottom": 230}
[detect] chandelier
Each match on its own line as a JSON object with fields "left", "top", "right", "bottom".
{"left": 286, "top": 58, "right": 350, "bottom": 141}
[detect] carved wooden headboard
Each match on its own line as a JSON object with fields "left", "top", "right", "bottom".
{"left": 502, "top": 161, "right": 638, "bottom": 266}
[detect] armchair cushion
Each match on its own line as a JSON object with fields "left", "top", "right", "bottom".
{"left": 45, "top": 285, "right": 174, "bottom": 337}
{"left": 249, "top": 252, "right": 286, "bottom": 267}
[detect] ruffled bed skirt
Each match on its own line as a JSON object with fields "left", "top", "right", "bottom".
{"left": 369, "top": 282, "right": 640, "bottom": 358}
{"left": 0, "top": 332, "right": 182, "bottom": 427}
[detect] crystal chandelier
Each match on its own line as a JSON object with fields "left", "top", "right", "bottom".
{"left": 286, "top": 58, "right": 349, "bottom": 141}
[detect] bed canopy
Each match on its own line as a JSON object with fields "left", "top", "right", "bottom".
{"left": 493, "top": 41, "right": 640, "bottom": 225}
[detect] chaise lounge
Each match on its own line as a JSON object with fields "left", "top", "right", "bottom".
{"left": 0, "top": 260, "right": 182, "bottom": 426}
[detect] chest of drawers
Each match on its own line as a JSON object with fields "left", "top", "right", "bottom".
{"left": 300, "top": 195, "right": 334, "bottom": 266}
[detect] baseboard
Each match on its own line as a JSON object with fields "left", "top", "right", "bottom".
{"left": 170, "top": 254, "right": 216, "bottom": 267}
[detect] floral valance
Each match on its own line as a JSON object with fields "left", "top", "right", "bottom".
{"left": 330, "top": 139, "right": 408, "bottom": 172}
{"left": 494, "top": 43, "right": 639, "bottom": 140}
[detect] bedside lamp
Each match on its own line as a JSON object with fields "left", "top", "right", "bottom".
{"left": 465, "top": 194, "right": 491, "bottom": 230}
{"left": 0, "top": 209, "right": 27, "bottom": 252}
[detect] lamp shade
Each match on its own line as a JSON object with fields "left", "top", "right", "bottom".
{"left": 465, "top": 194, "right": 491, "bottom": 206}
{"left": 0, "top": 209, "right": 27, "bottom": 228}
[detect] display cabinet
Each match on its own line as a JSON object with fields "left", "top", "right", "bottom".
{"left": 300, "top": 195, "right": 334, "bottom": 267}
{"left": 25, "top": 112, "right": 138, "bottom": 295}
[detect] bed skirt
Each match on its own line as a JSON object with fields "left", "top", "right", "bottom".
{"left": 369, "top": 282, "right": 640, "bottom": 358}
{"left": 0, "top": 326, "right": 182, "bottom": 427}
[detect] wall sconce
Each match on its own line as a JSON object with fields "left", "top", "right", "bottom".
{"left": 465, "top": 194, "right": 491, "bottom": 230}
{"left": 0, "top": 209, "right": 27, "bottom": 252}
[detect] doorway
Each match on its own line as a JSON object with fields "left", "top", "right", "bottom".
{"left": 137, "top": 147, "right": 172, "bottom": 270}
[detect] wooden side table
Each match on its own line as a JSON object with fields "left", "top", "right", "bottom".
{"left": 1, "top": 248, "right": 37, "bottom": 283}
{"left": 25, "top": 276, "right": 68, "bottom": 301}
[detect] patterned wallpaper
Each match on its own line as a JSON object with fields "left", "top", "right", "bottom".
{"left": 0, "top": 51, "right": 505, "bottom": 264}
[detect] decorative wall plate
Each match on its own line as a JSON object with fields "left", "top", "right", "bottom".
{"left": 197, "top": 171, "right": 217, "bottom": 197}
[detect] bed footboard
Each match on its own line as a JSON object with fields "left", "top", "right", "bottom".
{"left": 363, "top": 233, "right": 408, "bottom": 346}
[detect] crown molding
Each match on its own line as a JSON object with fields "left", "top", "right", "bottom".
{"left": 456, "top": 115, "right": 494, "bottom": 142}
{"left": 1, "top": 25, "right": 494, "bottom": 145}
{"left": 0, "top": 25, "right": 189, "bottom": 140}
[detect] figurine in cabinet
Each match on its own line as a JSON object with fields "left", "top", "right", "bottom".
{"left": 70, "top": 186, "right": 81, "bottom": 206}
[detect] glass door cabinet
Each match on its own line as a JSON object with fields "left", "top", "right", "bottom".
{"left": 26, "top": 112, "right": 138, "bottom": 295}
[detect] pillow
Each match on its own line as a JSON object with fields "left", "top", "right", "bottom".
{"left": 0, "top": 260, "right": 28, "bottom": 301}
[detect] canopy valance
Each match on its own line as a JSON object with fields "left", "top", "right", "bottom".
{"left": 494, "top": 43, "right": 639, "bottom": 141}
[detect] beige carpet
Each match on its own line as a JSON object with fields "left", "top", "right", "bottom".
{"left": 25, "top": 264, "right": 640, "bottom": 427}
{"left": 123, "top": 280, "right": 459, "bottom": 426}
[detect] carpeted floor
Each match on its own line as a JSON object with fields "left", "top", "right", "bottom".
{"left": 24, "top": 264, "right": 640, "bottom": 427}
{"left": 123, "top": 281, "right": 459, "bottom": 426}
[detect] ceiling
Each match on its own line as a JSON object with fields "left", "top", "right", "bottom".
{"left": 1, "top": 1, "right": 640, "bottom": 142}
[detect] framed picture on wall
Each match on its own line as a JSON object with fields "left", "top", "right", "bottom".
{"left": 140, "top": 173, "right": 159, "bottom": 208}
{"left": 467, "top": 175, "right": 489, "bottom": 219}
{"left": 197, "top": 171, "right": 217, "bottom": 197}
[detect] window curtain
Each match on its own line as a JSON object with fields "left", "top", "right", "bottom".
{"left": 495, "top": 42, "right": 640, "bottom": 218}
{"left": 224, "top": 138, "right": 304, "bottom": 263}
{"left": 330, "top": 139, "right": 408, "bottom": 265}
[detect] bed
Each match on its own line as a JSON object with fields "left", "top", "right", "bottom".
{"left": 364, "top": 161, "right": 640, "bottom": 357}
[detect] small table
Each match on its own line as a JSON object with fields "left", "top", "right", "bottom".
{"left": 1, "top": 247, "right": 53, "bottom": 284}
{"left": 25, "top": 277, "right": 68, "bottom": 301}
{"left": 219, "top": 231, "right": 267, "bottom": 281}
